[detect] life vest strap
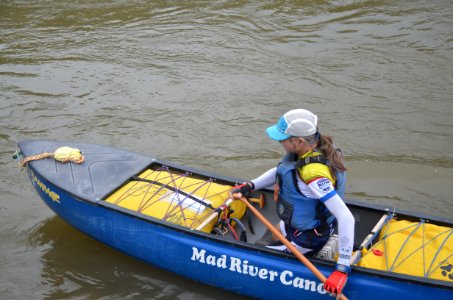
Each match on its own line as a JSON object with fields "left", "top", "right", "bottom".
{"left": 296, "top": 155, "right": 330, "bottom": 168}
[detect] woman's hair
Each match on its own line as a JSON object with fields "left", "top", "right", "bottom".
{"left": 304, "top": 133, "right": 347, "bottom": 177}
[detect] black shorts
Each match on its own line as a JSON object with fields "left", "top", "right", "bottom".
{"left": 285, "top": 223, "right": 333, "bottom": 254}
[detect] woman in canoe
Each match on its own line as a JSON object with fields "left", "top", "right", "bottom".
{"left": 232, "top": 108, "right": 355, "bottom": 297}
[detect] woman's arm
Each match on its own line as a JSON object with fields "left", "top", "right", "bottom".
{"left": 251, "top": 167, "right": 277, "bottom": 190}
{"left": 324, "top": 194, "right": 355, "bottom": 266}
{"left": 306, "top": 177, "right": 355, "bottom": 266}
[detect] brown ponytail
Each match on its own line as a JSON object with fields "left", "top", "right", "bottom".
{"left": 317, "top": 134, "right": 347, "bottom": 177}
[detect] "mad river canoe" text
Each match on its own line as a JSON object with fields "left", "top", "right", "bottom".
{"left": 191, "top": 247, "right": 327, "bottom": 295}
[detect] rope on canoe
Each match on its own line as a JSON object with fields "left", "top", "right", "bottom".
{"left": 19, "top": 146, "right": 85, "bottom": 167}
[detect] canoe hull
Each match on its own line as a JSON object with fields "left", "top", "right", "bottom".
{"left": 20, "top": 141, "right": 453, "bottom": 299}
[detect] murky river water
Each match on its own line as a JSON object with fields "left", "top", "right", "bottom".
{"left": 1, "top": 0, "right": 452, "bottom": 299}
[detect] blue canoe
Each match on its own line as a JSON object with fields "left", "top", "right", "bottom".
{"left": 16, "top": 140, "right": 453, "bottom": 299}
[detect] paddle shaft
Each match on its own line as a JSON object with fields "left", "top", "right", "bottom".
{"left": 239, "top": 196, "right": 348, "bottom": 300}
{"left": 195, "top": 198, "right": 233, "bottom": 231}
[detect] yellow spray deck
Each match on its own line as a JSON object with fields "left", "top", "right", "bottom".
{"left": 105, "top": 166, "right": 246, "bottom": 233}
{"left": 357, "top": 218, "right": 453, "bottom": 282}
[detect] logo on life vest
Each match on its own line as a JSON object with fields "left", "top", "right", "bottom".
{"left": 316, "top": 178, "right": 333, "bottom": 193}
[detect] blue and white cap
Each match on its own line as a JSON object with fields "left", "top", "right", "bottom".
{"left": 266, "top": 109, "right": 318, "bottom": 141}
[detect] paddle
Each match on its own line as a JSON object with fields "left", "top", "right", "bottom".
{"left": 195, "top": 198, "right": 233, "bottom": 231}
{"left": 236, "top": 194, "right": 348, "bottom": 300}
{"left": 195, "top": 195, "right": 263, "bottom": 231}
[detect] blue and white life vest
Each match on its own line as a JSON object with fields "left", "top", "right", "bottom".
{"left": 275, "top": 153, "right": 346, "bottom": 231}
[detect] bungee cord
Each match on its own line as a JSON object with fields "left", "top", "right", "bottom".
{"left": 108, "top": 166, "right": 235, "bottom": 230}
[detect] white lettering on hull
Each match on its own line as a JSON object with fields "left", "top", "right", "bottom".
{"left": 190, "top": 247, "right": 327, "bottom": 295}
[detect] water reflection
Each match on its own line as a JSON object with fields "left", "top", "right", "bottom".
{"left": 27, "top": 216, "right": 247, "bottom": 299}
